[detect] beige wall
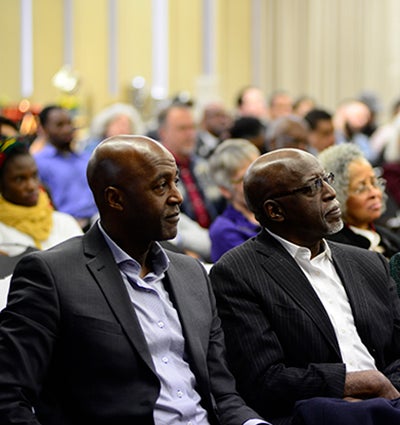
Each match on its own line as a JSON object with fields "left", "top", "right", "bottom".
{"left": 258, "top": 0, "right": 400, "bottom": 118}
{"left": 1, "top": 0, "right": 400, "bottom": 125}
{"left": 0, "top": 0, "right": 253, "bottom": 123}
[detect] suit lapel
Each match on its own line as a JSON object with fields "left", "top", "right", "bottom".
{"left": 329, "top": 242, "right": 371, "bottom": 339}
{"left": 83, "top": 226, "right": 157, "bottom": 374}
{"left": 164, "top": 258, "right": 208, "bottom": 377}
{"left": 256, "top": 232, "right": 341, "bottom": 356}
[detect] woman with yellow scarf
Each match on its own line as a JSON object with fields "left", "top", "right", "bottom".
{"left": 0, "top": 136, "right": 82, "bottom": 259}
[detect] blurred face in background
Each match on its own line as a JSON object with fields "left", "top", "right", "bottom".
{"left": 159, "top": 107, "right": 197, "bottom": 161}
{"left": 202, "top": 104, "right": 232, "bottom": 139}
{"left": 345, "top": 158, "right": 384, "bottom": 229}
{"left": 239, "top": 87, "right": 268, "bottom": 120}
{"left": 269, "top": 93, "right": 293, "bottom": 120}
{"left": 43, "top": 108, "right": 74, "bottom": 151}
{"left": 105, "top": 114, "right": 133, "bottom": 138}
{"left": 308, "top": 119, "right": 335, "bottom": 153}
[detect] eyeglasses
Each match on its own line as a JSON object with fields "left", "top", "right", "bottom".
{"left": 350, "top": 176, "right": 386, "bottom": 195}
{"left": 271, "top": 172, "right": 335, "bottom": 199}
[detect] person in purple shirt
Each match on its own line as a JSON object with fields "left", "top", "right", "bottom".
{"left": 34, "top": 105, "right": 97, "bottom": 229}
{"left": 209, "top": 139, "right": 260, "bottom": 262}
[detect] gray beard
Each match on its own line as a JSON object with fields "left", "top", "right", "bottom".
{"left": 326, "top": 218, "right": 344, "bottom": 235}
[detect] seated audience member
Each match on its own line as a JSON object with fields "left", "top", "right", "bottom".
{"left": 382, "top": 160, "right": 400, "bottom": 215}
{"left": 235, "top": 85, "right": 269, "bottom": 122}
{"left": 229, "top": 116, "right": 267, "bottom": 154}
{"left": 334, "top": 99, "right": 377, "bottom": 164}
{"left": 196, "top": 101, "right": 232, "bottom": 159}
{"left": 81, "top": 102, "right": 144, "bottom": 153}
{"left": 158, "top": 103, "right": 223, "bottom": 228}
{"left": 210, "top": 148, "right": 400, "bottom": 424}
{"left": 304, "top": 108, "right": 336, "bottom": 154}
{"left": 266, "top": 115, "right": 310, "bottom": 152}
{"left": 0, "top": 135, "right": 269, "bottom": 425}
{"left": 319, "top": 143, "right": 400, "bottom": 258}
{"left": 267, "top": 90, "right": 293, "bottom": 121}
{"left": 292, "top": 95, "right": 316, "bottom": 118}
{"left": 372, "top": 97, "right": 400, "bottom": 164}
{"left": 0, "top": 136, "right": 82, "bottom": 256}
{"left": 357, "top": 90, "right": 382, "bottom": 137}
{"left": 208, "top": 139, "right": 261, "bottom": 262}
{"left": 34, "top": 105, "right": 97, "bottom": 229}
{"left": 0, "top": 137, "right": 83, "bottom": 308}
{"left": 380, "top": 104, "right": 400, "bottom": 212}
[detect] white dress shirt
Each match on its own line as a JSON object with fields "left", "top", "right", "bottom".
{"left": 266, "top": 229, "right": 377, "bottom": 372}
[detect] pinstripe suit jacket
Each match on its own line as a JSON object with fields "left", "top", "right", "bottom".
{"left": 210, "top": 229, "right": 400, "bottom": 424}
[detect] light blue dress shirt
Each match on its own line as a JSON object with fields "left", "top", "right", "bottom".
{"left": 98, "top": 222, "right": 269, "bottom": 425}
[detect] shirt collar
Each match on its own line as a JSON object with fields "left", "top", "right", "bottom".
{"left": 264, "top": 227, "right": 333, "bottom": 261}
{"left": 42, "top": 143, "right": 77, "bottom": 157}
{"left": 97, "top": 221, "right": 169, "bottom": 277}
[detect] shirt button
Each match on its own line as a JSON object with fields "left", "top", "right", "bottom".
{"left": 177, "top": 390, "right": 183, "bottom": 398}
{"left": 162, "top": 356, "right": 168, "bottom": 364}
{"left": 158, "top": 321, "right": 165, "bottom": 328}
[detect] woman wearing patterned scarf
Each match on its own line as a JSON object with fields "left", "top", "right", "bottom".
{"left": 0, "top": 136, "right": 83, "bottom": 257}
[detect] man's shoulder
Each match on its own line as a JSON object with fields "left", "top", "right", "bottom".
{"left": 327, "top": 239, "right": 387, "bottom": 265}
{"left": 33, "top": 144, "right": 56, "bottom": 159}
{"left": 213, "top": 234, "right": 265, "bottom": 267}
{"left": 328, "top": 239, "right": 378, "bottom": 255}
{"left": 165, "top": 248, "right": 203, "bottom": 268}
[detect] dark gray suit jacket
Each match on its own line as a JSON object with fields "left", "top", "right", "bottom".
{"left": 210, "top": 229, "right": 400, "bottom": 424}
{"left": 0, "top": 225, "right": 262, "bottom": 425}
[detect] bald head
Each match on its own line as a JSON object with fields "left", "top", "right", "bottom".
{"left": 86, "top": 134, "right": 183, "bottom": 256}
{"left": 244, "top": 148, "right": 318, "bottom": 225}
{"left": 87, "top": 135, "right": 173, "bottom": 211}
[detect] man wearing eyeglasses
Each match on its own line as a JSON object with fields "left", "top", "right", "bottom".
{"left": 210, "top": 148, "right": 400, "bottom": 425}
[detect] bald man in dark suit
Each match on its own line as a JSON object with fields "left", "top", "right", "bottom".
{"left": 210, "top": 148, "right": 400, "bottom": 425}
{"left": 0, "top": 136, "right": 268, "bottom": 425}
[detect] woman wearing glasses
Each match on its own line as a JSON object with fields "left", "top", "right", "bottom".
{"left": 318, "top": 143, "right": 400, "bottom": 258}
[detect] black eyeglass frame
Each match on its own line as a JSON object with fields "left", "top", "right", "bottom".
{"left": 270, "top": 172, "right": 335, "bottom": 199}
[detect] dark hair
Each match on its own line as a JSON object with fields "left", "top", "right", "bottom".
{"left": 304, "top": 108, "right": 333, "bottom": 131}
{"left": 0, "top": 136, "right": 30, "bottom": 179}
{"left": 0, "top": 116, "right": 19, "bottom": 134}
{"left": 229, "top": 116, "right": 266, "bottom": 139}
{"left": 38, "top": 105, "right": 63, "bottom": 127}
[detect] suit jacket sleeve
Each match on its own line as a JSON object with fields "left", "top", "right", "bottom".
{"left": 0, "top": 252, "right": 59, "bottom": 424}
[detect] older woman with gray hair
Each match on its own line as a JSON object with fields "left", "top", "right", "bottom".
{"left": 82, "top": 103, "right": 145, "bottom": 153}
{"left": 208, "top": 138, "right": 260, "bottom": 262}
{"left": 318, "top": 143, "right": 400, "bottom": 258}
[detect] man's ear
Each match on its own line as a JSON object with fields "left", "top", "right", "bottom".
{"left": 263, "top": 199, "right": 285, "bottom": 222}
{"left": 104, "top": 186, "right": 124, "bottom": 211}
